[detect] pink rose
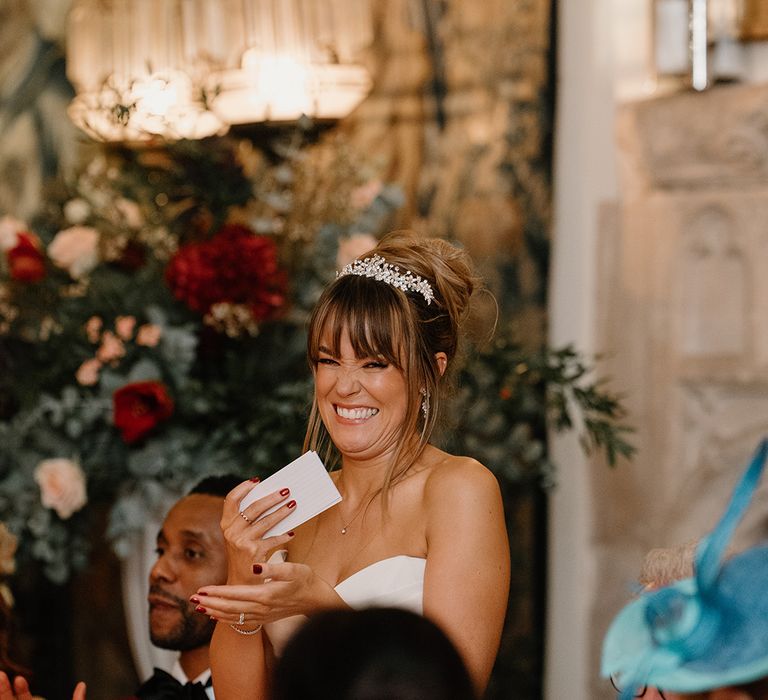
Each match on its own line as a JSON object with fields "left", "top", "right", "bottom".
{"left": 33, "top": 459, "right": 88, "bottom": 520}
{"left": 336, "top": 233, "right": 378, "bottom": 270}
{"left": 136, "top": 323, "right": 162, "bottom": 347}
{"left": 63, "top": 198, "right": 91, "bottom": 224}
{"left": 115, "top": 198, "right": 144, "bottom": 229}
{"left": 0, "top": 216, "right": 26, "bottom": 251}
{"left": 85, "top": 316, "right": 103, "bottom": 343}
{"left": 96, "top": 331, "right": 125, "bottom": 364}
{"left": 350, "top": 180, "right": 383, "bottom": 209}
{"left": 75, "top": 358, "right": 102, "bottom": 386}
{"left": 115, "top": 315, "right": 136, "bottom": 340}
{"left": 47, "top": 226, "right": 100, "bottom": 279}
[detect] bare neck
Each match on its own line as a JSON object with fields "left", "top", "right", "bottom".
{"left": 179, "top": 644, "right": 210, "bottom": 682}
{"left": 339, "top": 438, "right": 428, "bottom": 498}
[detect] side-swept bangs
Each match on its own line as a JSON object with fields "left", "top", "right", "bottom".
{"left": 307, "top": 275, "right": 410, "bottom": 369}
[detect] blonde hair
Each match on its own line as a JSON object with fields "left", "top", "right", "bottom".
{"left": 303, "top": 231, "right": 480, "bottom": 503}
{"left": 638, "top": 540, "right": 698, "bottom": 590}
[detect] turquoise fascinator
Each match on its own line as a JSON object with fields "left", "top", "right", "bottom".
{"left": 601, "top": 438, "right": 768, "bottom": 698}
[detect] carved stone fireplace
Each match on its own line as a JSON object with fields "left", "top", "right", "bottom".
{"left": 589, "top": 82, "right": 768, "bottom": 698}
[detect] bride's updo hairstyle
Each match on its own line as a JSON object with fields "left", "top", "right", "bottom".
{"left": 305, "top": 231, "right": 481, "bottom": 495}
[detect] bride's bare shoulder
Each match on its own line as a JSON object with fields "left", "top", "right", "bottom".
{"left": 422, "top": 449, "right": 501, "bottom": 503}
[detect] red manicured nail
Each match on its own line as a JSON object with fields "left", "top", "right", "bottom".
{"left": 250, "top": 477, "right": 260, "bottom": 483}
{"left": 190, "top": 596, "right": 200, "bottom": 604}
{"left": 253, "top": 564, "right": 263, "bottom": 574}
{"left": 287, "top": 500, "right": 296, "bottom": 509}
{"left": 280, "top": 488, "right": 290, "bottom": 497}
{"left": 288, "top": 531, "right": 295, "bottom": 537}
{"left": 195, "top": 606, "right": 207, "bottom": 613}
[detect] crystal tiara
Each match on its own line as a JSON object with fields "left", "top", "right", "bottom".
{"left": 336, "top": 254, "right": 434, "bottom": 305}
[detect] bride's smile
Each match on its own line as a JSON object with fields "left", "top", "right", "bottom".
{"left": 315, "top": 329, "right": 408, "bottom": 460}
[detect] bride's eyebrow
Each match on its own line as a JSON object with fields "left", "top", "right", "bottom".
{"left": 317, "top": 345, "right": 336, "bottom": 356}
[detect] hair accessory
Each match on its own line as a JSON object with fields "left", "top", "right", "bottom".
{"left": 337, "top": 254, "right": 434, "bottom": 306}
{"left": 601, "top": 438, "right": 768, "bottom": 698}
{"left": 420, "top": 387, "right": 430, "bottom": 420}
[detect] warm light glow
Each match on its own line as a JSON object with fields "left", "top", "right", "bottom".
{"left": 67, "top": 71, "right": 226, "bottom": 142}
{"left": 212, "top": 50, "right": 372, "bottom": 124}
{"left": 65, "top": 0, "right": 374, "bottom": 142}
{"left": 245, "top": 52, "right": 314, "bottom": 119}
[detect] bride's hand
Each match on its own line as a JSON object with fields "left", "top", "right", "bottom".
{"left": 191, "top": 561, "right": 343, "bottom": 627}
{"left": 221, "top": 480, "right": 297, "bottom": 584}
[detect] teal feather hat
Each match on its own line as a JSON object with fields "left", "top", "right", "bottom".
{"left": 601, "top": 438, "right": 768, "bottom": 698}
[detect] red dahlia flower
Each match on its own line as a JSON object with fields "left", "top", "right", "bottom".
{"left": 165, "top": 224, "right": 286, "bottom": 321}
{"left": 113, "top": 381, "right": 174, "bottom": 444}
{"left": 7, "top": 232, "right": 45, "bottom": 282}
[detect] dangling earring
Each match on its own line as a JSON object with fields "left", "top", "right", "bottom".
{"left": 420, "top": 387, "right": 430, "bottom": 420}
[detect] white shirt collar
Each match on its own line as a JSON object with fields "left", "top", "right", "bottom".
{"left": 170, "top": 659, "right": 214, "bottom": 699}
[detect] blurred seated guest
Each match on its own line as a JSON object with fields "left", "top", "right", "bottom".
{"left": 136, "top": 474, "right": 242, "bottom": 700}
{"left": 0, "top": 523, "right": 27, "bottom": 681}
{"left": 0, "top": 672, "right": 84, "bottom": 700}
{"left": 272, "top": 607, "right": 476, "bottom": 700}
{"left": 637, "top": 540, "right": 697, "bottom": 592}
{"left": 602, "top": 439, "right": 768, "bottom": 700}
{"left": 0, "top": 475, "right": 239, "bottom": 700}
{"left": 608, "top": 540, "right": 699, "bottom": 699}
{"left": 0, "top": 599, "right": 28, "bottom": 698}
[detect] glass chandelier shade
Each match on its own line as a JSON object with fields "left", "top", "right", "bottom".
{"left": 65, "top": 0, "right": 374, "bottom": 143}
{"left": 210, "top": 0, "right": 374, "bottom": 124}
{"left": 66, "top": 0, "right": 231, "bottom": 141}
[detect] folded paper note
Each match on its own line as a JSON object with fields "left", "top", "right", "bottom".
{"left": 238, "top": 451, "right": 341, "bottom": 537}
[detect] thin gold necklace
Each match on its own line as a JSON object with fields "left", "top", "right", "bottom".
{"left": 338, "top": 476, "right": 378, "bottom": 535}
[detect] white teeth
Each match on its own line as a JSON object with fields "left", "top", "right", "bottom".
{"left": 336, "top": 406, "right": 379, "bottom": 420}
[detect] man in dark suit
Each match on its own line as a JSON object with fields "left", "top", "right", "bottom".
{"left": 0, "top": 475, "right": 245, "bottom": 700}
{"left": 136, "top": 475, "right": 243, "bottom": 700}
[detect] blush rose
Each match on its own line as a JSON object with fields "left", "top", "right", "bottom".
{"left": 47, "top": 226, "right": 100, "bottom": 279}
{"left": 33, "top": 458, "right": 88, "bottom": 520}
{"left": 0, "top": 216, "right": 26, "bottom": 251}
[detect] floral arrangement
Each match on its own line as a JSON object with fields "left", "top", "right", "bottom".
{"left": 448, "top": 339, "right": 634, "bottom": 488}
{"left": 0, "top": 129, "right": 402, "bottom": 582}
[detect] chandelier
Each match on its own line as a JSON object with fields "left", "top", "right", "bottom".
{"left": 65, "top": 0, "right": 374, "bottom": 143}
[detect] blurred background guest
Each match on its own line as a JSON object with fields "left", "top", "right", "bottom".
{"left": 272, "top": 607, "right": 476, "bottom": 700}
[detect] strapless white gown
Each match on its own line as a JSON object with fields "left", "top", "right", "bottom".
{"left": 264, "top": 555, "right": 426, "bottom": 655}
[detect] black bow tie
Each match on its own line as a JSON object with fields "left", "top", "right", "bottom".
{"left": 136, "top": 668, "right": 211, "bottom": 700}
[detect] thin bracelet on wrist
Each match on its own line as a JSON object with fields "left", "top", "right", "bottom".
{"left": 229, "top": 623, "right": 263, "bottom": 636}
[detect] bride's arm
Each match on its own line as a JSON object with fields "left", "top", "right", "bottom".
{"left": 206, "top": 481, "right": 297, "bottom": 700}
{"left": 422, "top": 457, "right": 510, "bottom": 694}
{"left": 210, "top": 622, "right": 270, "bottom": 700}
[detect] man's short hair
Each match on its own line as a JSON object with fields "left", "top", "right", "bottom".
{"left": 188, "top": 474, "right": 243, "bottom": 498}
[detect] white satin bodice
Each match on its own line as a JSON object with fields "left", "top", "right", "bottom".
{"left": 334, "top": 555, "right": 426, "bottom": 613}
{"left": 264, "top": 555, "right": 426, "bottom": 655}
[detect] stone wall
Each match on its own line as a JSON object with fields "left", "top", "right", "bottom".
{"left": 591, "top": 82, "right": 768, "bottom": 699}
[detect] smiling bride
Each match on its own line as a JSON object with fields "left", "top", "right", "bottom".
{"left": 193, "top": 231, "right": 511, "bottom": 699}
